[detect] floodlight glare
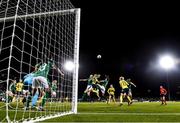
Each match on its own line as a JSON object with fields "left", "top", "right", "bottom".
{"left": 64, "top": 61, "right": 75, "bottom": 71}
{"left": 159, "top": 55, "right": 175, "bottom": 70}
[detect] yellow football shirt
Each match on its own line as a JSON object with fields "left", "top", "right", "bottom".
{"left": 107, "top": 87, "right": 115, "bottom": 95}
{"left": 16, "top": 82, "right": 23, "bottom": 92}
{"left": 119, "top": 80, "right": 129, "bottom": 89}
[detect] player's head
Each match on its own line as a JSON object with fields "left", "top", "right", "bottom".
{"left": 93, "top": 74, "right": 100, "bottom": 79}
{"left": 13, "top": 80, "right": 17, "bottom": 83}
{"left": 126, "top": 78, "right": 131, "bottom": 82}
{"left": 93, "top": 74, "right": 96, "bottom": 78}
{"left": 105, "top": 75, "right": 109, "bottom": 80}
{"left": 52, "top": 80, "right": 57, "bottom": 83}
{"left": 34, "top": 64, "right": 40, "bottom": 71}
{"left": 19, "top": 79, "right": 23, "bottom": 82}
{"left": 160, "top": 86, "right": 163, "bottom": 88}
{"left": 127, "top": 78, "right": 131, "bottom": 81}
{"left": 89, "top": 74, "right": 93, "bottom": 78}
{"left": 110, "top": 84, "right": 113, "bottom": 88}
{"left": 119, "top": 76, "right": 124, "bottom": 80}
{"left": 97, "top": 74, "right": 101, "bottom": 78}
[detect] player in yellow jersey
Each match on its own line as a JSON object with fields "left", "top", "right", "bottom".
{"left": 119, "top": 76, "right": 132, "bottom": 106}
{"left": 107, "top": 84, "right": 116, "bottom": 104}
{"left": 15, "top": 79, "right": 24, "bottom": 102}
{"left": 16, "top": 79, "right": 24, "bottom": 95}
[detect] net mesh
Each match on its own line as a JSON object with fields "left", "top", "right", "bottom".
{"left": 0, "top": 0, "right": 79, "bottom": 122}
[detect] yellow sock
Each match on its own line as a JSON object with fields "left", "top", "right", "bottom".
{"left": 12, "top": 96, "right": 16, "bottom": 102}
{"left": 120, "top": 95, "right": 123, "bottom": 103}
{"left": 113, "top": 97, "right": 116, "bottom": 103}
{"left": 127, "top": 96, "right": 132, "bottom": 102}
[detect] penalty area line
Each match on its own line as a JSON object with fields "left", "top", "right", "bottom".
{"left": 78, "top": 112, "right": 180, "bottom": 115}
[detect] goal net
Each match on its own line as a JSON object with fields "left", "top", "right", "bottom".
{"left": 0, "top": 0, "right": 80, "bottom": 122}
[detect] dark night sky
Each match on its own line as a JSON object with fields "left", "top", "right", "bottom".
{"left": 71, "top": 1, "right": 180, "bottom": 99}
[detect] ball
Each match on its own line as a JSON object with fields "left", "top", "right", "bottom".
{"left": 97, "top": 54, "right": 101, "bottom": 59}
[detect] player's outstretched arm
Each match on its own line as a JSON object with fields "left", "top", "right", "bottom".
{"left": 130, "top": 82, "right": 136, "bottom": 87}
{"left": 99, "top": 80, "right": 104, "bottom": 83}
{"left": 53, "top": 64, "right": 64, "bottom": 76}
{"left": 79, "top": 79, "right": 88, "bottom": 81}
{"left": 57, "top": 67, "right": 64, "bottom": 76}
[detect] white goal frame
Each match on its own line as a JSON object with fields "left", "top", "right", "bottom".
{"left": 0, "top": 0, "right": 81, "bottom": 122}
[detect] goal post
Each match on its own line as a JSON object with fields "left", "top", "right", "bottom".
{"left": 0, "top": 0, "right": 80, "bottom": 122}
{"left": 72, "top": 8, "right": 80, "bottom": 114}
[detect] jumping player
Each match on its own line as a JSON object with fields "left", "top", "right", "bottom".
{"left": 96, "top": 75, "right": 109, "bottom": 101}
{"left": 126, "top": 78, "right": 136, "bottom": 99}
{"left": 31, "top": 59, "right": 64, "bottom": 110}
{"left": 79, "top": 74, "right": 94, "bottom": 101}
{"left": 119, "top": 76, "right": 132, "bottom": 106}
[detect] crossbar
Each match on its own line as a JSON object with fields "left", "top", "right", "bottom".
{"left": 0, "top": 8, "right": 77, "bottom": 22}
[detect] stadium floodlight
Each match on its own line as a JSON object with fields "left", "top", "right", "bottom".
{"left": 65, "top": 61, "right": 75, "bottom": 71}
{"left": 159, "top": 55, "right": 175, "bottom": 70}
{"left": 159, "top": 54, "right": 175, "bottom": 101}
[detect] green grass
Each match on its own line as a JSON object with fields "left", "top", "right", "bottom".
{"left": 0, "top": 101, "right": 72, "bottom": 122}
{"left": 44, "top": 102, "right": 180, "bottom": 122}
{"left": 1, "top": 101, "right": 180, "bottom": 122}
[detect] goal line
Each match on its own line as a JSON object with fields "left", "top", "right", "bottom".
{"left": 78, "top": 112, "right": 180, "bottom": 115}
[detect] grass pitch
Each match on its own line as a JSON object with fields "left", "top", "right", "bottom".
{"left": 1, "top": 101, "right": 180, "bottom": 122}
{"left": 44, "top": 101, "right": 180, "bottom": 122}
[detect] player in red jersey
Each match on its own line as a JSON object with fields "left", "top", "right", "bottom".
{"left": 160, "top": 86, "right": 167, "bottom": 105}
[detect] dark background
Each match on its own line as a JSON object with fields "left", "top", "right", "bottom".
{"left": 70, "top": 1, "right": 180, "bottom": 100}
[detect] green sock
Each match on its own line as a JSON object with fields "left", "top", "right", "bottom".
{"left": 42, "top": 94, "right": 47, "bottom": 107}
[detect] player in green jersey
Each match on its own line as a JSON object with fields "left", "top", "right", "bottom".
{"left": 96, "top": 75, "right": 109, "bottom": 101}
{"left": 51, "top": 80, "right": 57, "bottom": 98}
{"left": 79, "top": 74, "right": 94, "bottom": 101}
{"left": 126, "top": 78, "right": 136, "bottom": 99}
{"left": 8, "top": 79, "right": 17, "bottom": 102}
{"left": 32, "top": 59, "right": 64, "bottom": 110}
